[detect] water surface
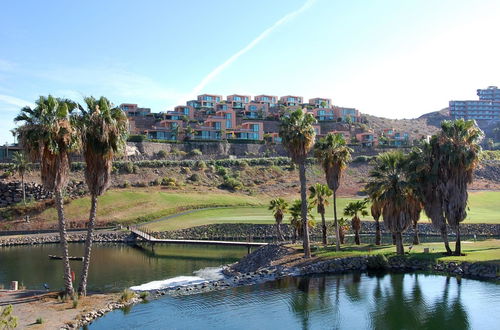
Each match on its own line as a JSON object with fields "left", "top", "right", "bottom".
{"left": 89, "top": 272, "right": 500, "bottom": 330}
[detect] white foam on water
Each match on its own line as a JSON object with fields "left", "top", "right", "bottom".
{"left": 130, "top": 267, "right": 224, "bottom": 291}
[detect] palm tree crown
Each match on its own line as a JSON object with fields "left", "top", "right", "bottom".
{"left": 279, "top": 108, "right": 316, "bottom": 163}
{"left": 14, "top": 95, "right": 78, "bottom": 191}
{"left": 269, "top": 198, "right": 289, "bottom": 223}
{"left": 308, "top": 183, "right": 332, "bottom": 214}
{"left": 313, "top": 133, "right": 352, "bottom": 191}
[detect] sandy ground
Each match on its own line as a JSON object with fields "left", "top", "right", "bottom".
{"left": 0, "top": 290, "right": 118, "bottom": 329}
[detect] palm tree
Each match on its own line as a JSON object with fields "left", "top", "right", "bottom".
{"left": 309, "top": 183, "right": 332, "bottom": 245}
{"left": 14, "top": 95, "right": 78, "bottom": 295}
{"left": 343, "top": 200, "right": 368, "bottom": 245}
{"left": 436, "top": 119, "right": 483, "bottom": 255}
{"left": 289, "top": 199, "right": 314, "bottom": 244}
{"left": 279, "top": 108, "right": 316, "bottom": 258}
{"left": 365, "top": 151, "right": 415, "bottom": 255}
{"left": 406, "top": 140, "right": 452, "bottom": 253}
{"left": 10, "top": 152, "right": 30, "bottom": 205}
{"left": 369, "top": 198, "right": 382, "bottom": 245}
{"left": 313, "top": 133, "right": 352, "bottom": 251}
{"left": 268, "top": 198, "right": 289, "bottom": 241}
{"left": 76, "top": 96, "right": 128, "bottom": 296}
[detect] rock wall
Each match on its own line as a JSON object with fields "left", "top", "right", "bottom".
{"left": 154, "top": 222, "right": 500, "bottom": 240}
{"left": 0, "top": 181, "right": 87, "bottom": 207}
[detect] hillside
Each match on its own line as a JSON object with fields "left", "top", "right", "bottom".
{"left": 363, "top": 108, "right": 449, "bottom": 139}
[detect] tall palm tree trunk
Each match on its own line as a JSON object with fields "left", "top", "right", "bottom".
{"left": 440, "top": 225, "right": 452, "bottom": 255}
{"left": 275, "top": 222, "right": 284, "bottom": 241}
{"left": 320, "top": 211, "right": 327, "bottom": 245}
{"left": 55, "top": 189, "right": 74, "bottom": 295}
{"left": 78, "top": 194, "right": 98, "bottom": 295}
{"left": 332, "top": 190, "right": 340, "bottom": 251}
{"left": 412, "top": 221, "right": 420, "bottom": 245}
{"left": 395, "top": 232, "right": 404, "bottom": 255}
{"left": 375, "top": 219, "right": 381, "bottom": 245}
{"left": 454, "top": 225, "right": 462, "bottom": 256}
{"left": 21, "top": 172, "right": 26, "bottom": 204}
{"left": 354, "top": 229, "right": 360, "bottom": 245}
{"left": 299, "top": 162, "right": 311, "bottom": 258}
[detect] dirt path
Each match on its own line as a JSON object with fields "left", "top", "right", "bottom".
{"left": 0, "top": 290, "right": 118, "bottom": 329}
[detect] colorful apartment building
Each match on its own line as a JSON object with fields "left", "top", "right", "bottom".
{"left": 381, "top": 128, "right": 410, "bottom": 146}
{"left": 309, "top": 97, "right": 332, "bottom": 108}
{"left": 279, "top": 95, "right": 303, "bottom": 107}
{"left": 244, "top": 102, "right": 269, "bottom": 119}
{"left": 231, "top": 122, "right": 263, "bottom": 140}
{"left": 226, "top": 94, "right": 250, "bottom": 110}
{"left": 254, "top": 95, "right": 278, "bottom": 107}
{"left": 334, "top": 107, "right": 360, "bottom": 122}
{"left": 193, "top": 94, "right": 222, "bottom": 109}
{"left": 173, "top": 105, "right": 196, "bottom": 119}
{"left": 356, "top": 132, "right": 378, "bottom": 147}
{"left": 309, "top": 108, "right": 336, "bottom": 121}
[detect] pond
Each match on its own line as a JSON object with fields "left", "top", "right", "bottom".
{"left": 89, "top": 272, "right": 499, "bottom": 330}
{"left": 0, "top": 243, "right": 248, "bottom": 292}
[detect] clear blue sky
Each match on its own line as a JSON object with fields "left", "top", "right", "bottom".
{"left": 1, "top": 0, "right": 499, "bottom": 143}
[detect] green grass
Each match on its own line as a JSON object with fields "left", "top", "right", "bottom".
{"left": 313, "top": 239, "right": 500, "bottom": 265}
{"left": 36, "top": 188, "right": 265, "bottom": 225}
{"left": 144, "top": 197, "right": 361, "bottom": 231}
{"left": 145, "top": 191, "right": 500, "bottom": 231}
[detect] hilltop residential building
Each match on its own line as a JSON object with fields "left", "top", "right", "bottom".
{"left": 254, "top": 95, "right": 278, "bottom": 107}
{"left": 120, "top": 103, "right": 156, "bottom": 134}
{"left": 309, "top": 108, "right": 336, "bottom": 121}
{"left": 231, "top": 122, "right": 264, "bottom": 140}
{"left": 356, "top": 132, "right": 377, "bottom": 147}
{"left": 244, "top": 102, "right": 269, "bottom": 119}
{"left": 334, "top": 107, "right": 360, "bottom": 122}
{"left": 381, "top": 128, "right": 410, "bottom": 147}
{"left": 197, "top": 94, "right": 222, "bottom": 109}
{"left": 226, "top": 94, "right": 250, "bottom": 111}
{"left": 279, "top": 95, "right": 303, "bottom": 107}
{"left": 309, "top": 98, "right": 332, "bottom": 108}
{"left": 450, "top": 86, "right": 500, "bottom": 121}
{"left": 173, "top": 106, "right": 196, "bottom": 119}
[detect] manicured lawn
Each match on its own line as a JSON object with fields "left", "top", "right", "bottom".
{"left": 313, "top": 239, "right": 500, "bottom": 265}
{"left": 144, "top": 191, "right": 500, "bottom": 231}
{"left": 144, "top": 197, "right": 361, "bottom": 231}
{"left": 36, "top": 188, "right": 265, "bottom": 225}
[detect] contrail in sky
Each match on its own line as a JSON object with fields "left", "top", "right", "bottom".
{"left": 186, "top": 0, "right": 316, "bottom": 100}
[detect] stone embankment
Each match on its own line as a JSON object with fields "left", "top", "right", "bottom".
{"left": 154, "top": 222, "right": 500, "bottom": 241}
{"left": 0, "top": 180, "right": 87, "bottom": 207}
{"left": 0, "top": 231, "right": 129, "bottom": 247}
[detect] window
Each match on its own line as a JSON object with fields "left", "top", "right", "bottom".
{"left": 226, "top": 120, "right": 231, "bottom": 128}
{"left": 253, "top": 124, "right": 259, "bottom": 132}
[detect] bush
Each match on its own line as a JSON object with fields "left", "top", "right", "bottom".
{"left": 188, "top": 173, "right": 201, "bottom": 182}
{"left": 180, "top": 167, "right": 191, "bottom": 175}
{"left": 139, "top": 292, "right": 149, "bottom": 300}
{"left": 194, "top": 160, "right": 206, "bottom": 170}
{"left": 128, "top": 134, "right": 147, "bottom": 142}
{"left": 151, "top": 178, "right": 162, "bottom": 186}
{"left": 215, "top": 165, "right": 228, "bottom": 176}
{"left": 157, "top": 150, "right": 168, "bottom": 159}
{"left": 36, "top": 317, "right": 44, "bottom": 324}
{"left": 120, "top": 289, "right": 136, "bottom": 303}
{"left": 238, "top": 160, "right": 249, "bottom": 169}
{"left": 0, "top": 171, "right": 12, "bottom": 179}
{"left": 161, "top": 177, "right": 177, "bottom": 187}
{"left": 367, "top": 254, "right": 389, "bottom": 270}
{"left": 353, "top": 155, "right": 374, "bottom": 163}
{"left": 0, "top": 305, "right": 18, "bottom": 329}
{"left": 123, "top": 162, "right": 134, "bottom": 174}
{"left": 72, "top": 295, "right": 79, "bottom": 308}
{"left": 134, "top": 181, "right": 148, "bottom": 187}
{"left": 122, "top": 180, "right": 131, "bottom": 188}
{"left": 220, "top": 176, "right": 243, "bottom": 191}
{"left": 189, "top": 148, "right": 203, "bottom": 156}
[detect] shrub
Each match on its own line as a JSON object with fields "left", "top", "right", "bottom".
{"left": 215, "top": 165, "right": 228, "bottom": 176}
{"left": 157, "top": 150, "right": 168, "bottom": 159}
{"left": 0, "top": 171, "right": 12, "bottom": 179}
{"left": 288, "top": 163, "right": 297, "bottom": 171}
{"left": 220, "top": 176, "right": 243, "bottom": 191}
{"left": 238, "top": 160, "right": 249, "bottom": 169}
{"left": 161, "top": 177, "right": 177, "bottom": 187}
{"left": 134, "top": 181, "right": 148, "bottom": 187}
{"left": 36, "top": 317, "right": 44, "bottom": 324}
{"left": 132, "top": 165, "right": 139, "bottom": 174}
{"left": 194, "top": 160, "right": 206, "bottom": 170}
{"left": 180, "top": 167, "right": 191, "bottom": 175}
{"left": 151, "top": 178, "right": 162, "bottom": 186}
{"left": 189, "top": 148, "right": 203, "bottom": 156}
{"left": 72, "top": 295, "right": 79, "bottom": 308}
{"left": 139, "top": 292, "right": 149, "bottom": 300}
{"left": 353, "top": 155, "right": 374, "bottom": 163}
{"left": 120, "top": 289, "right": 136, "bottom": 303}
{"left": 128, "top": 134, "right": 147, "bottom": 142}
{"left": 122, "top": 180, "right": 131, "bottom": 188}
{"left": 0, "top": 305, "right": 18, "bottom": 329}
{"left": 188, "top": 173, "right": 201, "bottom": 182}
{"left": 367, "top": 254, "right": 389, "bottom": 270}
{"left": 123, "top": 162, "right": 134, "bottom": 174}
